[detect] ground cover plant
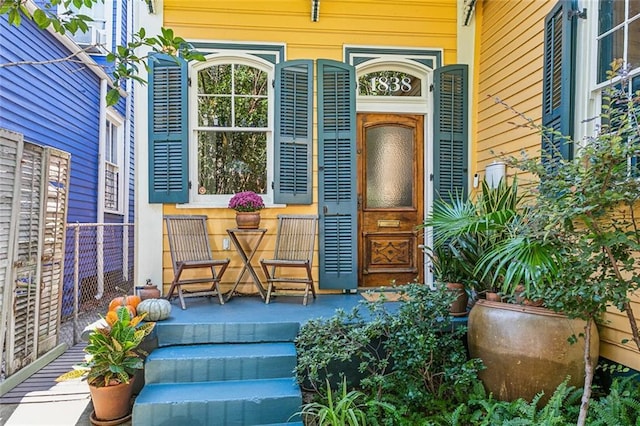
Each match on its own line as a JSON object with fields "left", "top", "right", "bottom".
{"left": 295, "top": 283, "right": 482, "bottom": 424}
{"left": 295, "top": 283, "right": 640, "bottom": 425}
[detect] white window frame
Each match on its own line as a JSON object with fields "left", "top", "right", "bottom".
{"left": 576, "top": 0, "right": 640, "bottom": 143}
{"left": 58, "top": 0, "right": 113, "bottom": 54}
{"left": 104, "top": 109, "right": 124, "bottom": 214}
{"left": 356, "top": 58, "right": 431, "bottom": 114}
{"left": 188, "top": 53, "right": 275, "bottom": 208}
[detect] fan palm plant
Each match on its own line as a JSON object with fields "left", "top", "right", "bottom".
{"left": 422, "top": 177, "right": 558, "bottom": 298}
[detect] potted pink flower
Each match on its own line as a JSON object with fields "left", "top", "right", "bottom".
{"left": 229, "top": 191, "right": 264, "bottom": 228}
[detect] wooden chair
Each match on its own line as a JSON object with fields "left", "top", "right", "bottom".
{"left": 260, "top": 215, "right": 318, "bottom": 305}
{"left": 164, "top": 215, "right": 230, "bottom": 309}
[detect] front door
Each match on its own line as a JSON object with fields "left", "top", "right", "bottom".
{"left": 357, "top": 113, "right": 424, "bottom": 287}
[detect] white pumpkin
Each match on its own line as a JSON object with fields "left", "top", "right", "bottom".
{"left": 136, "top": 298, "right": 172, "bottom": 321}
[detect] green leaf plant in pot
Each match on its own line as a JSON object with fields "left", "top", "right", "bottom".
{"left": 478, "top": 62, "right": 640, "bottom": 425}
{"left": 421, "top": 178, "right": 525, "bottom": 302}
{"left": 57, "top": 308, "right": 156, "bottom": 423}
{"left": 424, "top": 243, "right": 470, "bottom": 316}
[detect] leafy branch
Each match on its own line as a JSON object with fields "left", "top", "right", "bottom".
{"left": 2, "top": 0, "right": 205, "bottom": 105}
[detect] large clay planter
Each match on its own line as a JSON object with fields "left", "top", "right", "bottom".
{"left": 89, "top": 379, "right": 135, "bottom": 422}
{"left": 468, "top": 300, "right": 599, "bottom": 403}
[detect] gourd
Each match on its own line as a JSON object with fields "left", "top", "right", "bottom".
{"left": 105, "top": 305, "right": 135, "bottom": 325}
{"left": 136, "top": 298, "right": 172, "bottom": 321}
{"left": 108, "top": 294, "right": 141, "bottom": 312}
{"left": 105, "top": 310, "right": 118, "bottom": 326}
{"left": 108, "top": 287, "right": 141, "bottom": 317}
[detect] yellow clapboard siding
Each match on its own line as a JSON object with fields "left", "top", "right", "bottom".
{"left": 164, "top": 0, "right": 458, "bottom": 61}
{"left": 476, "top": 0, "right": 552, "bottom": 156}
{"left": 600, "top": 343, "right": 640, "bottom": 371}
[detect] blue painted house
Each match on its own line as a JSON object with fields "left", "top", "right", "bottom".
{"left": 0, "top": 0, "right": 136, "bottom": 372}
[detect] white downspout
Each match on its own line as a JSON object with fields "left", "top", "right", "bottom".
{"left": 134, "top": 0, "right": 164, "bottom": 291}
{"left": 95, "top": 79, "right": 107, "bottom": 300}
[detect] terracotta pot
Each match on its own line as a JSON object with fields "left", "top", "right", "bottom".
{"left": 446, "top": 282, "right": 468, "bottom": 316}
{"left": 514, "top": 284, "right": 543, "bottom": 306}
{"left": 485, "top": 291, "right": 502, "bottom": 302}
{"left": 138, "top": 282, "right": 161, "bottom": 300}
{"left": 467, "top": 300, "right": 599, "bottom": 403}
{"left": 89, "top": 379, "right": 134, "bottom": 421}
{"left": 235, "top": 211, "right": 261, "bottom": 229}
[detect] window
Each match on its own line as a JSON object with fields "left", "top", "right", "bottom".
{"left": 105, "top": 111, "right": 124, "bottom": 213}
{"left": 358, "top": 71, "right": 422, "bottom": 97}
{"left": 148, "top": 51, "right": 313, "bottom": 206}
{"left": 594, "top": 1, "right": 640, "bottom": 173}
{"left": 59, "top": 0, "right": 111, "bottom": 54}
{"left": 191, "top": 57, "right": 272, "bottom": 205}
{"left": 597, "top": 0, "right": 640, "bottom": 83}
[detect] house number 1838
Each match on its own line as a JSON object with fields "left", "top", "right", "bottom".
{"left": 369, "top": 76, "right": 412, "bottom": 94}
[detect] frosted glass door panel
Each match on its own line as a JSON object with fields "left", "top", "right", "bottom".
{"left": 365, "top": 126, "right": 414, "bottom": 208}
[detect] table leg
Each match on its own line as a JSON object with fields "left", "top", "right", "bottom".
{"left": 226, "top": 230, "right": 267, "bottom": 301}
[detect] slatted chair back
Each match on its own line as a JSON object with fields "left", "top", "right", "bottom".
{"left": 273, "top": 215, "right": 318, "bottom": 263}
{"left": 164, "top": 215, "right": 230, "bottom": 309}
{"left": 166, "top": 215, "right": 215, "bottom": 266}
{"left": 260, "top": 214, "right": 318, "bottom": 305}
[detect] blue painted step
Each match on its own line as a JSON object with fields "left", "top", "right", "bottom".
{"left": 260, "top": 423, "right": 304, "bottom": 426}
{"left": 145, "top": 342, "right": 297, "bottom": 383}
{"left": 132, "top": 378, "right": 302, "bottom": 426}
{"left": 155, "top": 321, "right": 300, "bottom": 346}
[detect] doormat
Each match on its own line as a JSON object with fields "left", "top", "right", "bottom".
{"left": 360, "top": 291, "right": 407, "bottom": 302}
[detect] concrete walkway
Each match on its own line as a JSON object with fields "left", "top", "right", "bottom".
{"left": 0, "top": 344, "right": 130, "bottom": 426}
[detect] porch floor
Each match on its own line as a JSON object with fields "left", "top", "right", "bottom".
{"left": 163, "top": 292, "right": 371, "bottom": 325}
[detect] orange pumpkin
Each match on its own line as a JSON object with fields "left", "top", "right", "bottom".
{"left": 105, "top": 310, "right": 119, "bottom": 326}
{"left": 105, "top": 305, "right": 136, "bottom": 325}
{"left": 124, "top": 295, "right": 141, "bottom": 310}
{"left": 108, "top": 297, "right": 124, "bottom": 312}
{"left": 108, "top": 295, "right": 141, "bottom": 311}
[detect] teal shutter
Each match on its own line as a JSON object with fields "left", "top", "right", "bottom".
{"left": 542, "top": 0, "right": 576, "bottom": 161}
{"left": 433, "top": 64, "right": 469, "bottom": 203}
{"left": 148, "top": 54, "right": 189, "bottom": 203}
{"left": 274, "top": 60, "right": 313, "bottom": 204}
{"left": 317, "top": 59, "right": 357, "bottom": 290}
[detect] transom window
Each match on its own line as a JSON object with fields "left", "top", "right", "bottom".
{"left": 193, "top": 58, "right": 272, "bottom": 201}
{"left": 358, "top": 70, "right": 422, "bottom": 97}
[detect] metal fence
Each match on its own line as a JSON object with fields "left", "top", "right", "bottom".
{"left": 59, "top": 223, "right": 135, "bottom": 348}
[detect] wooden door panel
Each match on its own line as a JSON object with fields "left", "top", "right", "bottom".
{"left": 363, "top": 231, "right": 418, "bottom": 274}
{"left": 357, "top": 114, "right": 424, "bottom": 287}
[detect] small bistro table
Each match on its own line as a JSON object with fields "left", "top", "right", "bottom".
{"left": 225, "top": 228, "right": 267, "bottom": 301}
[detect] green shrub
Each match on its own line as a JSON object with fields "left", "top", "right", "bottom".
{"left": 295, "top": 283, "right": 483, "bottom": 418}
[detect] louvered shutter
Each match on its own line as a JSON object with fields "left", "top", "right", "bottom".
{"left": 433, "top": 64, "right": 469, "bottom": 203}
{"left": 274, "top": 60, "right": 313, "bottom": 204}
{"left": 542, "top": 0, "right": 576, "bottom": 161}
{"left": 6, "top": 142, "right": 45, "bottom": 375}
{"left": 317, "top": 60, "right": 357, "bottom": 290}
{"left": 0, "top": 129, "right": 23, "bottom": 366}
{"left": 37, "top": 148, "right": 70, "bottom": 355}
{"left": 148, "top": 54, "right": 189, "bottom": 203}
